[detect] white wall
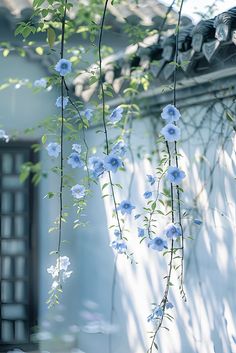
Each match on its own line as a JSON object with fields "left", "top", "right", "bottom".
{"left": 1, "top": 54, "right": 236, "bottom": 353}
{"left": 75, "top": 101, "right": 236, "bottom": 353}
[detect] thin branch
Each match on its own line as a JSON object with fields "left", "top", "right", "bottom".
{"left": 149, "top": 1, "right": 185, "bottom": 350}
{"left": 173, "top": 0, "right": 186, "bottom": 302}
{"left": 57, "top": 0, "right": 68, "bottom": 260}
{"left": 98, "top": 0, "right": 123, "bottom": 237}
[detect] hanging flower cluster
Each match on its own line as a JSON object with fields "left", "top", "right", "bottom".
{"left": 110, "top": 229, "right": 127, "bottom": 254}
{"left": 145, "top": 103, "right": 186, "bottom": 351}
{"left": 161, "top": 105, "right": 185, "bottom": 184}
{"left": 47, "top": 256, "right": 72, "bottom": 292}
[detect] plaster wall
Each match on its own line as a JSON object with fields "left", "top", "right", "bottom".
{"left": 0, "top": 53, "right": 235, "bottom": 353}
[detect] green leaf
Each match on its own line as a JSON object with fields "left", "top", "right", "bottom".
{"left": 33, "top": 0, "right": 45, "bottom": 7}
{"left": 49, "top": 250, "right": 58, "bottom": 255}
{"left": 226, "top": 111, "right": 235, "bottom": 122}
{"left": 114, "top": 183, "right": 122, "bottom": 189}
{"left": 151, "top": 202, "right": 156, "bottom": 211}
{"left": 47, "top": 27, "right": 56, "bottom": 49}
{"left": 3, "top": 49, "right": 10, "bottom": 57}
{"left": 22, "top": 26, "right": 32, "bottom": 38}
{"left": 154, "top": 342, "right": 158, "bottom": 350}
{"left": 15, "top": 24, "right": 24, "bottom": 36}
{"left": 42, "top": 8, "right": 49, "bottom": 17}
{"left": 35, "top": 46, "right": 44, "bottom": 55}
{"left": 44, "top": 192, "right": 55, "bottom": 199}
{"left": 102, "top": 183, "right": 109, "bottom": 190}
{"left": 41, "top": 134, "right": 47, "bottom": 144}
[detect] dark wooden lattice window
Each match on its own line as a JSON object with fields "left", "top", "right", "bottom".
{"left": 0, "top": 142, "right": 38, "bottom": 352}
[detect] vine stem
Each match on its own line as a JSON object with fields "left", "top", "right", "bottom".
{"left": 149, "top": 0, "right": 185, "bottom": 350}
{"left": 173, "top": 0, "right": 187, "bottom": 302}
{"left": 57, "top": 0, "right": 68, "bottom": 280}
{"left": 157, "top": 0, "right": 176, "bottom": 45}
{"left": 98, "top": 0, "right": 123, "bottom": 236}
{"left": 147, "top": 173, "right": 164, "bottom": 239}
{"left": 98, "top": 3, "right": 126, "bottom": 353}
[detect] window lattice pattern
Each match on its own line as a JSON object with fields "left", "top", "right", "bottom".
{"left": 0, "top": 144, "right": 37, "bottom": 349}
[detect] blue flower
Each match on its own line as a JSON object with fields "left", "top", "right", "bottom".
{"left": 84, "top": 108, "right": 93, "bottom": 121}
{"left": 148, "top": 237, "right": 168, "bottom": 251}
{"left": 111, "top": 140, "right": 127, "bottom": 157}
{"left": 71, "top": 184, "right": 85, "bottom": 199}
{"left": 46, "top": 142, "right": 61, "bottom": 158}
{"left": 72, "top": 144, "right": 82, "bottom": 154}
{"left": 161, "top": 104, "right": 181, "bottom": 123}
{"left": 117, "top": 200, "right": 136, "bottom": 215}
{"left": 109, "top": 106, "right": 123, "bottom": 123}
{"left": 110, "top": 239, "right": 127, "bottom": 254}
{"left": 154, "top": 307, "right": 163, "bottom": 318}
{"left": 34, "top": 78, "right": 47, "bottom": 88}
{"left": 67, "top": 152, "right": 84, "bottom": 168}
{"left": 166, "top": 301, "right": 174, "bottom": 309}
{"left": 147, "top": 312, "right": 155, "bottom": 322}
{"left": 161, "top": 123, "right": 180, "bottom": 142}
{"left": 104, "top": 153, "right": 122, "bottom": 173}
{"left": 88, "top": 156, "right": 105, "bottom": 178}
{"left": 194, "top": 219, "right": 202, "bottom": 225}
{"left": 165, "top": 223, "right": 181, "bottom": 239}
{"left": 114, "top": 229, "right": 121, "bottom": 238}
{"left": 147, "top": 307, "right": 163, "bottom": 322}
{"left": 144, "top": 191, "right": 152, "bottom": 199}
{"left": 56, "top": 96, "right": 69, "bottom": 108}
{"left": 166, "top": 166, "right": 185, "bottom": 185}
{"left": 55, "top": 59, "right": 72, "bottom": 76}
{"left": 138, "top": 227, "right": 145, "bottom": 237}
{"left": 147, "top": 174, "right": 156, "bottom": 185}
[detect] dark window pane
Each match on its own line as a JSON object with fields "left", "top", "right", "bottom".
{"left": 1, "top": 281, "right": 14, "bottom": 302}
{"left": 1, "top": 192, "right": 12, "bottom": 212}
{"left": 2, "top": 154, "right": 13, "bottom": 174}
{"left": 1, "top": 216, "right": 11, "bottom": 237}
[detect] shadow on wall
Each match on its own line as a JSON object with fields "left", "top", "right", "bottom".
{"left": 32, "top": 101, "right": 235, "bottom": 353}
{"left": 82, "top": 102, "right": 236, "bottom": 353}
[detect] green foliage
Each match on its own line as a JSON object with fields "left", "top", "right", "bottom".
{"left": 19, "top": 162, "right": 45, "bottom": 185}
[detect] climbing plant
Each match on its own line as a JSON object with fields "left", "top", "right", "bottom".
{"left": 1, "top": 0, "right": 235, "bottom": 352}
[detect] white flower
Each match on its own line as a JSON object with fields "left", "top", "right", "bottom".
{"left": 48, "top": 256, "right": 72, "bottom": 288}
{"left": 52, "top": 281, "right": 59, "bottom": 290}
{"left": 57, "top": 256, "right": 70, "bottom": 271}
{"left": 0, "top": 129, "right": 10, "bottom": 142}
{"left": 47, "top": 265, "right": 59, "bottom": 278}
{"left": 62, "top": 270, "right": 73, "bottom": 281}
{"left": 72, "top": 144, "right": 82, "bottom": 153}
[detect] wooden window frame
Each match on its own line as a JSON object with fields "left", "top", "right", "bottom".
{"left": 0, "top": 141, "right": 38, "bottom": 352}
